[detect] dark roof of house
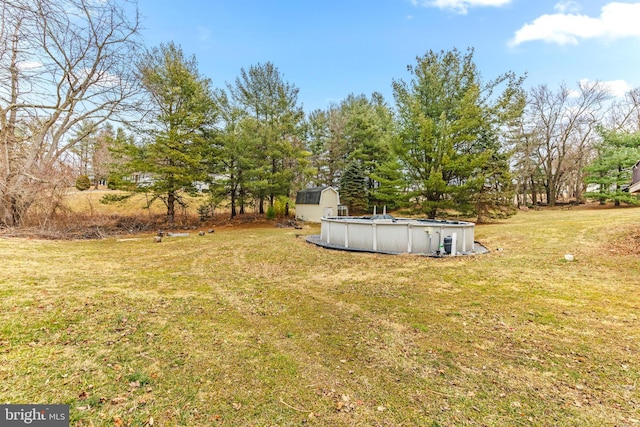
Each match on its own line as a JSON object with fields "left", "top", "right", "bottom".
{"left": 295, "top": 186, "right": 332, "bottom": 205}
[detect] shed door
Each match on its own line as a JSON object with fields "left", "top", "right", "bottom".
{"left": 324, "top": 207, "right": 334, "bottom": 217}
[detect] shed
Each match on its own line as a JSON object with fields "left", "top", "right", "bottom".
{"left": 630, "top": 160, "right": 640, "bottom": 194}
{"left": 295, "top": 186, "right": 340, "bottom": 223}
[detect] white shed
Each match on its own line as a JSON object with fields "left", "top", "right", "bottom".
{"left": 295, "top": 186, "right": 340, "bottom": 223}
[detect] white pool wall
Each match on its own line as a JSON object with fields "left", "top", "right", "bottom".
{"left": 320, "top": 217, "right": 475, "bottom": 255}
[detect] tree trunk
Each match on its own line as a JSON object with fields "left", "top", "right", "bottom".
{"left": 426, "top": 204, "right": 437, "bottom": 219}
{"left": 615, "top": 165, "right": 622, "bottom": 206}
{"left": 230, "top": 173, "right": 237, "bottom": 219}
{"left": 599, "top": 183, "right": 607, "bottom": 205}
{"left": 230, "top": 191, "right": 237, "bottom": 218}
{"left": 546, "top": 177, "right": 558, "bottom": 206}
{"left": 167, "top": 191, "right": 175, "bottom": 224}
{"left": 270, "top": 158, "right": 277, "bottom": 209}
{"left": 239, "top": 187, "right": 246, "bottom": 215}
{"left": 8, "top": 196, "right": 22, "bottom": 227}
{"left": 530, "top": 176, "right": 537, "bottom": 206}
{"left": 574, "top": 181, "right": 583, "bottom": 203}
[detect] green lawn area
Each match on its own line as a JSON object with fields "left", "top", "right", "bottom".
{"left": 1, "top": 206, "right": 639, "bottom": 426}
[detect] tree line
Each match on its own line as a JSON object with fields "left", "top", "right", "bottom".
{"left": 2, "top": 0, "right": 639, "bottom": 227}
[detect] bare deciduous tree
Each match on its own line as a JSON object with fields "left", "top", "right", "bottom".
{"left": 0, "top": 0, "right": 141, "bottom": 227}
{"left": 605, "top": 87, "right": 640, "bottom": 132}
{"left": 520, "top": 82, "right": 610, "bottom": 205}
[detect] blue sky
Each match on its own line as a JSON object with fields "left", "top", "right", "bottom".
{"left": 137, "top": 0, "right": 640, "bottom": 113}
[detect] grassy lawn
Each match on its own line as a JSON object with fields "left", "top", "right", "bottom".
{"left": 1, "top": 206, "right": 639, "bottom": 426}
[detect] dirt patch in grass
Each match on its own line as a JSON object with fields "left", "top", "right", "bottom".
{"left": 605, "top": 225, "right": 640, "bottom": 256}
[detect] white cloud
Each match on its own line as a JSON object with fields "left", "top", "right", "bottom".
{"left": 75, "top": 68, "right": 122, "bottom": 88}
{"left": 17, "top": 61, "right": 43, "bottom": 70}
{"left": 95, "top": 72, "right": 122, "bottom": 88}
{"left": 568, "top": 79, "right": 633, "bottom": 98}
{"left": 411, "top": 0, "right": 512, "bottom": 15}
{"left": 554, "top": 1, "right": 580, "bottom": 14}
{"left": 594, "top": 79, "right": 633, "bottom": 98}
{"left": 510, "top": 2, "right": 640, "bottom": 46}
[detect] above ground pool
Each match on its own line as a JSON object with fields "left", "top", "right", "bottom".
{"left": 306, "top": 214, "right": 486, "bottom": 256}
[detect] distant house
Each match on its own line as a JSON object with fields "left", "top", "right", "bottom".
{"left": 129, "top": 172, "right": 155, "bottom": 187}
{"left": 631, "top": 160, "right": 640, "bottom": 194}
{"left": 295, "top": 186, "right": 341, "bottom": 223}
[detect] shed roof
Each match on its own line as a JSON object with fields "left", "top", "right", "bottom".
{"left": 295, "top": 186, "right": 333, "bottom": 205}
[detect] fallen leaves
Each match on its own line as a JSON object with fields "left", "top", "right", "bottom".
{"left": 335, "top": 393, "right": 350, "bottom": 411}
{"left": 605, "top": 226, "right": 640, "bottom": 255}
{"left": 110, "top": 396, "right": 128, "bottom": 405}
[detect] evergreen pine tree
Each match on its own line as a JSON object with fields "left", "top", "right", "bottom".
{"left": 339, "top": 163, "right": 368, "bottom": 214}
{"left": 585, "top": 131, "right": 640, "bottom": 206}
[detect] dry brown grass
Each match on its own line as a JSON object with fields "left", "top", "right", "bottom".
{"left": 2, "top": 189, "right": 273, "bottom": 239}
{"left": 0, "top": 204, "right": 639, "bottom": 426}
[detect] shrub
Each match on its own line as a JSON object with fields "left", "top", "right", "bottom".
{"left": 75, "top": 175, "right": 91, "bottom": 191}
{"left": 273, "top": 196, "right": 294, "bottom": 217}
{"left": 107, "top": 176, "right": 137, "bottom": 191}
{"left": 197, "top": 204, "right": 213, "bottom": 221}
{"left": 100, "top": 193, "right": 131, "bottom": 204}
{"left": 107, "top": 177, "right": 118, "bottom": 190}
{"left": 266, "top": 206, "right": 276, "bottom": 220}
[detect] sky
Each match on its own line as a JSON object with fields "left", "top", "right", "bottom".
{"left": 136, "top": 0, "right": 640, "bottom": 113}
